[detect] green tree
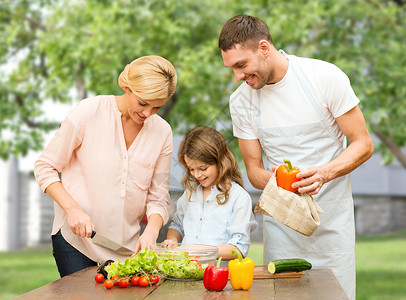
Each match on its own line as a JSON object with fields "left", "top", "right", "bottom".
{"left": 252, "top": 0, "right": 406, "bottom": 167}
{"left": 1, "top": 0, "right": 405, "bottom": 168}
{"left": 0, "top": 0, "right": 240, "bottom": 158}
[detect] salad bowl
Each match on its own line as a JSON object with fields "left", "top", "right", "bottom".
{"left": 151, "top": 243, "right": 218, "bottom": 280}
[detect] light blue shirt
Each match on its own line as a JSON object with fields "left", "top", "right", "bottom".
{"left": 169, "top": 182, "right": 257, "bottom": 257}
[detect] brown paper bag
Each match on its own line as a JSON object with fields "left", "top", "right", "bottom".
{"left": 254, "top": 173, "right": 323, "bottom": 236}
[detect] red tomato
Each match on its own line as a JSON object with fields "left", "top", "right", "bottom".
{"left": 94, "top": 273, "right": 104, "bottom": 283}
{"left": 104, "top": 279, "right": 114, "bottom": 289}
{"left": 149, "top": 274, "right": 159, "bottom": 285}
{"left": 131, "top": 276, "right": 140, "bottom": 286}
{"left": 119, "top": 278, "right": 130, "bottom": 288}
{"left": 139, "top": 276, "right": 149, "bottom": 287}
{"left": 111, "top": 274, "right": 120, "bottom": 286}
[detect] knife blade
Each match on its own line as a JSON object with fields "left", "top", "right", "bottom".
{"left": 91, "top": 231, "right": 134, "bottom": 256}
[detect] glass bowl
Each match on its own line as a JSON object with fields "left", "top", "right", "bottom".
{"left": 151, "top": 243, "right": 218, "bottom": 280}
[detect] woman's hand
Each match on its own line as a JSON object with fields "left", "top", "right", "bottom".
{"left": 133, "top": 213, "right": 163, "bottom": 254}
{"left": 44, "top": 181, "right": 95, "bottom": 238}
{"left": 66, "top": 206, "right": 95, "bottom": 238}
{"left": 133, "top": 228, "right": 159, "bottom": 254}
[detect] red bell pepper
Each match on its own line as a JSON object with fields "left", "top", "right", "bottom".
{"left": 203, "top": 257, "right": 229, "bottom": 291}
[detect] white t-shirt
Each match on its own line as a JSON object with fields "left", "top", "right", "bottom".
{"left": 230, "top": 53, "right": 360, "bottom": 146}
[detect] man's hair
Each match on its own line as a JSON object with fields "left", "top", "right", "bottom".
{"left": 218, "top": 15, "right": 273, "bottom": 51}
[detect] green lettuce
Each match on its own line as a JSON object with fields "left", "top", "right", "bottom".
{"left": 104, "top": 248, "right": 159, "bottom": 278}
{"left": 156, "top": 251, "right": 208, "bottom": 280}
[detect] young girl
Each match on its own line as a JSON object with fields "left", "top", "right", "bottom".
{"left": 162, "top": 126, "right": 257, "bottom": 261}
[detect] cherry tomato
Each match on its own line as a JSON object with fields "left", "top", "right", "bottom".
{"left": 139, "top": 276, "right": 149, "bottom": 287}
{"left": 119, "top": 278, "right": 130, "bottom": 288}
{"left": 104, "top": 279, "right": 114, "bottom": 289}
{"left": 95, "top": 273, "right": 104, "bottom": 283}
{"left": 111, "top": 274, "right": 120, "bottom": 286}
{"left": 131, "top": 276, "right": 140, "bottom": 286}
{"left": 149, "top": 274, "right": 159, "bottom": 285}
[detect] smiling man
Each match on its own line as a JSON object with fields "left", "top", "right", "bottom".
{"left": 218, "top": 15, "right": 374, "bottom": 300}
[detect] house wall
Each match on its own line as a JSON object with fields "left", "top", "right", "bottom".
{"left": 354, "top": 195, "right": 406, "bottom": 236}
{"left": 20, "top": 172, "right": 54, "bottom": 247}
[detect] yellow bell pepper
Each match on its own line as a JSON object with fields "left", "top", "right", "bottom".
{"left": 228, "top": 249, "right": 255, "bottom": 290}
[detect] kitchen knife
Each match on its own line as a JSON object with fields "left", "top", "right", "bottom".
{"left": 91, "top": 231, "right": 134, "bottom": 256}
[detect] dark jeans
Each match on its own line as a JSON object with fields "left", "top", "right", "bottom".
{"left": 52, "top": 230, "right": 97, "bottom": 277}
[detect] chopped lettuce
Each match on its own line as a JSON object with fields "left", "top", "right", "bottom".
{"left": 103, "top": 248, "right": 208, "bottom": 280}
{"left": 156, "top": 251, "right": 208, "bottom": 280}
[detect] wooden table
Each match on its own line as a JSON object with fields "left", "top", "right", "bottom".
{"left": 14, "top": 266, "right": 348, "bottom": 300}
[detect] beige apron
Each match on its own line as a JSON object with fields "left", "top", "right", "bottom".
{"left": 258, "top": 51, "right": 355, "bottom": 300}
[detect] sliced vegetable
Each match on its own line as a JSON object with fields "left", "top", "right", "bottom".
{"left": 267, "top": 258, "right": 312, "bottom": 274}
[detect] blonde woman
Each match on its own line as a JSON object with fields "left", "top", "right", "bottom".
{"left": 34, "top": 56, "right": 177, "bottom": 277}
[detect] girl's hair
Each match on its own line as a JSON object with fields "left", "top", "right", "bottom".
{"left": 118, "top": 55, "right": 177, "bottom": 100}
{"left": 179, "top": 126, "right": 244, "bottom": 205}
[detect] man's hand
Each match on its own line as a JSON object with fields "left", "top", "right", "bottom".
{"left": 292, "top": 166, "right": 329, "bottom": 196}
{"left": 272, "top": 164, "right": 328, "bottom": 196}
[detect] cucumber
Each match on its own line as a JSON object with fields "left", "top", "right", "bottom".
{"left": 267, "top": 258, "right": 312, "bottom": 274}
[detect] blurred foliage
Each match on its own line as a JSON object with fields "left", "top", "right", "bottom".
{"left": 0, "top": 0, "right": 405, "bottom": 166}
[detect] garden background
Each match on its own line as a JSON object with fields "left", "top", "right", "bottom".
{"left": 1, "top": 0, "right": 405, "bottom": 299}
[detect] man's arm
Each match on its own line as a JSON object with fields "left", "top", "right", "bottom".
{"left": 238, "top": 139, "right": 272, "bottom": 190}
{"left": 293, "top": 105, "right": 374, "bottom": 195}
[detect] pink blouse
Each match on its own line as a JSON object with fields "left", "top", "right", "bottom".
{"left": 34, "top": 95, "right": 172, "bottom": 263}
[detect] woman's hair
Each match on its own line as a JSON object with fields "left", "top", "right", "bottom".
{"left": 179, "top": 126, "right": 244, "bottom": 205}
{"left": 118, "top": 55, "right": 177, "bottom": 100}
{"left": 218, "top": 15, "right": 273, "bottom": 51}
